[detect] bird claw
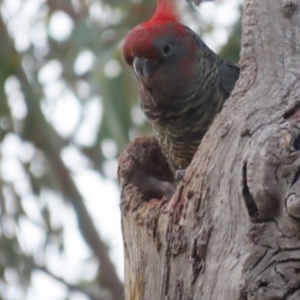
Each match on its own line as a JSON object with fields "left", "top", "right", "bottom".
{"left": 175, "top": 169, "right": 186, "bottom": 181}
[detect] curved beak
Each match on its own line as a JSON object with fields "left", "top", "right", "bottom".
{"left": 132, "top": 57, "right": 157, "bottom": 108}
{"left": 132, "top": 57, "right": 153, "bottom": 90}
{"left": 133, "top": 57, "right": 146, "bottom": 79}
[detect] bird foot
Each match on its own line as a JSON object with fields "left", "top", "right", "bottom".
{"left": 175, "top": 169, "right": 186, "bottom": 181}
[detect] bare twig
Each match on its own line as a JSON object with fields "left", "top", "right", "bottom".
{"left": 36, "top": 266, "right": 108, "bottom": 300}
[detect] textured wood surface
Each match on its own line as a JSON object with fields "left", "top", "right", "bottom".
{"left": 118, "top": 1, "right": 300, "bottom": 299}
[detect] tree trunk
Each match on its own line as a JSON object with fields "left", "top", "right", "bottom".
{"left": 118, "top": 0, "right": 300, "bottom": 299}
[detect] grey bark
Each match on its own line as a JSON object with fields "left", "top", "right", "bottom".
{"left": 118, "top": 0, "right": 300, "bottom": 299}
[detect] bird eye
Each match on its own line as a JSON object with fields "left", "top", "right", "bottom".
{"left": 162, "top": 43, "right": 171, "bottom": 56}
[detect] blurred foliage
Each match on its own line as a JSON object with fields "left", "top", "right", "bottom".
{"left": 0, "top": 0, "right": 242, "bottom": 299}
{"left": 219, "top": 5, "right": 242, "bottom": 63}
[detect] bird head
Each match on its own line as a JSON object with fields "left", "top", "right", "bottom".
{"left": 123, "top": 0, "right": 198, "bottom": 107}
